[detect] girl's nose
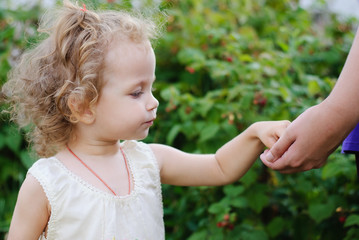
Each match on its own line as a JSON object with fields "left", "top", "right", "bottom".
{"left": 147, "top": 93, "right": 159, "bottom": 111}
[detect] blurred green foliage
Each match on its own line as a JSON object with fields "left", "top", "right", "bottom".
{"left": 0, "top": 4, "right": 41, "bottom": 237}
{"left": 1, "top": 0, "right": 359, "bottom": 239}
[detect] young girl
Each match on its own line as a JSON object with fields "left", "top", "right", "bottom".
{"left": 3, "top": 1, "right": 289, "bottom": 239}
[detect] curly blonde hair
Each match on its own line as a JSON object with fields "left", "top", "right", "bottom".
{"left": 2, "top": 0, "right": 160, "bottom": 157}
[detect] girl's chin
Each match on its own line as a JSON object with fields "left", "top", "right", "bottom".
{"left": 121, "top": 132, "right": 149, "bottom": 141}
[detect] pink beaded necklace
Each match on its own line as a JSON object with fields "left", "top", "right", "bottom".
{"left": 66, "top": 145, "right": 131, "bottom": 196}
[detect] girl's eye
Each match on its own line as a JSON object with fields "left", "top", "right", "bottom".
{"left": 131, "top": 91, "right": 144, "bottom": 98}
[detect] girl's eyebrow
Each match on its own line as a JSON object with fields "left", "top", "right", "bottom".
{"left": 133, "top": 77, "right": 156, "bottom": 87}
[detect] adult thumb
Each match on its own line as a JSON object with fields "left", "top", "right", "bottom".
{"left": 265, "top": 132, "right": 294, "bottom": 163}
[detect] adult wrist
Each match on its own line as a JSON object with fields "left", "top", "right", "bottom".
{"left": 322, "top": 96, "right": 359, "bottom": 128}
{"left": 319, "top": 99, "right": 358, "bottom": 138}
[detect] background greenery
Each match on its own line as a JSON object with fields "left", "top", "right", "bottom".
{"left": 1, "top": 0, "right": 359, "bottom": 239}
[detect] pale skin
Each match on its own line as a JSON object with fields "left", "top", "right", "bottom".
{"left": 7, "top": 38, "right": 290, "bottom": 239}
{"left": 261, "top": 27, "right": 359, "bottom": 173}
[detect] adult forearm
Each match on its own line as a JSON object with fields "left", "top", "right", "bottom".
{"left": 325, "top": 27, "right": 359, "bottom": 127}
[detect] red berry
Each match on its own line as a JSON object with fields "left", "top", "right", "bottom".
{"left": 217, "top": 222, "right": 224, "bottom": 228}
{"left": 185, "top": 66, "right": 195, "bottom": 74}
{"left": 185, "top": 106, "right": 192, "bottom": 114}
{"left": 339, "top": 216, "right": 346, "bottom": 223}
{"left": 228, "top": 224, "right": 234, "bottom": 230}
{"left": 226, "top": 57, "right": 233, "bottom": 62}
{"left": 253, "top": 92, "right": 267, "bottom": 107}
{"left": 259, "top": 98, "right": 267, "bottom": 107}
{"left": 201, "top": 44, "right": 208, "bottom": 51}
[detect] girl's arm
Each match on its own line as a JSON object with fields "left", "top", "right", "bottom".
{"left": 7, "top": 174, "right": 50, "bottom": 240}
{"left": 150, "top": 120, "right": 289, "bottom": 186}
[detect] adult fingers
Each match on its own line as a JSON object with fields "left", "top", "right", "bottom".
{"left": 261, "top": 149, "right": 290, "bottom": 170}
{"left": 268, "top": 120, "right": 291, "bottom": 148}
{"left": 276, "top": 120, "right": 291, "bottom": 138}
{"left": 262, "top": 144, "right": 326, "bottom": 173}
{"left": 263, "top": 130, "right": 295, "bottom": 163}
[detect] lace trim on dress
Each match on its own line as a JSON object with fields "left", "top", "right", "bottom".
{"left": 50, "top": 156, "right": 138, "bottom": 202}
{"left": 28, "top": 161, "right": 58, "bottom": 240}
{"left": 135, "top": 142, "right": 164, "bottom": 208}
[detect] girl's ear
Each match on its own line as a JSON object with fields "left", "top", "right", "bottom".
{"left": 67, "top": 94, "right": 95, "bottom": 124}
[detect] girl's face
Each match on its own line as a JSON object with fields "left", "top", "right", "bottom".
{"left": 93, "top": 39, "right": 158, "bottom": 141}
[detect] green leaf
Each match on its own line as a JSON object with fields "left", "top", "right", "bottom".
{"left": 267, "top": 217, "right": 285, "bottom": 238}
{"left": 160, "top": 86, "right": 180, "bottom": 102}
{"left": 198, "top": 124, "right": 220, "bottom": 143}
{"left": 343, "top": 228, "right": 359, "bottom": 240}
{"left": 208, "top": 199, "right": 230, "bottom": 215}
{"left": 322, "top": 161, "right": 343, "bottom": 179}
{"left": 308, "top": 201, "right": 335, "bottom": 223}
{"left": 245, "top": 185, "right": 269, "bottom": 213}
{"left": 177, "top": 48, "right": 205, "bottom": 65}
{"left": 344, "top": 214, "right": 359, "bottom": 227}
{"left": 239, "top": 54, "right": 253, "bottom": 62}
{"left": 0, "top": 132, "right": 5, "bottom": 149}
{"left": 230, "top": 197, "right": 248, "bottom": 208}
{"left": 198, "top": 99, "right": 214, "bottom": 117}
{"left": 166, "top": 125, "right": 181, "bottom": 145}
{"left": 308, "top": 80, "right": 321, "bottom": 96}
{"left": 321, "top": 154, "right": 355, "bottom": 180}
{"left": 188, "top": 230, "right": 208, "bottom": 240}
{"left": 5, "top": 127, "right": 22, "bottom": 153}
{"left": 223, "top": 185, "right": 245, "bottom": 197}
{"left": 20, "top": 150, "right": 35, "bottom": 169}
{"left": 277, "top": 41, "right": 289, "bottom": 52}
{"left": 238, "top": 91, "right": 253, "bottom": 109}
{"left": 239, "top": 167, "right": 258, "bottom": 187}
{"left": 278, "top": 86, "right": 291, "bottom": 102}
{"left": 240, "top": 229, "right": 269, "bottom": 240}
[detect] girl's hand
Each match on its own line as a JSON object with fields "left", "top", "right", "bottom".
{"left": 252, "top": 120, "right": 291, "bottom": 149}
{"left": 152, "top": 120, "right": 291, "bottom": 186}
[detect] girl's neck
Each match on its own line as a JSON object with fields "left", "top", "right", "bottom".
{"left": 66, "top": 138, "right": 121, "bottom": 157}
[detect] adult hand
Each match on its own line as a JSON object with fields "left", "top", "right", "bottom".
{"left": 261, "top": 27, "right": 359, "bottom": 173}
{"left": 260, "top": 102, "right": 353, "bottom": 173}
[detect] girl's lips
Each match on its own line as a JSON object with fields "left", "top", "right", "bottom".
{"left": 144, "top": 119, "right": 155, "bottom": 126}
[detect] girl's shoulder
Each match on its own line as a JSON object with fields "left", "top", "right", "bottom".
{"left": 121, "top": 140, "right": 157, "bottom": 164}
{"left": 121, "top": 140, "right": 161, "bottom": 181}
{"left": 28, "top": 157, "right": 63, "bottom": 177}
{"left": 121, "top": 140, "right": 150, "bottom": 151}
{"left": 27, "top": 156, "right": 72, "bottom": 198}
{"left": 30, "top": 156, "right": 58, "bottom": 166}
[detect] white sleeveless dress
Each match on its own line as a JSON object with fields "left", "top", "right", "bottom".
{"left": 28, "top": 140, "right": 165, "bottom": 240}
